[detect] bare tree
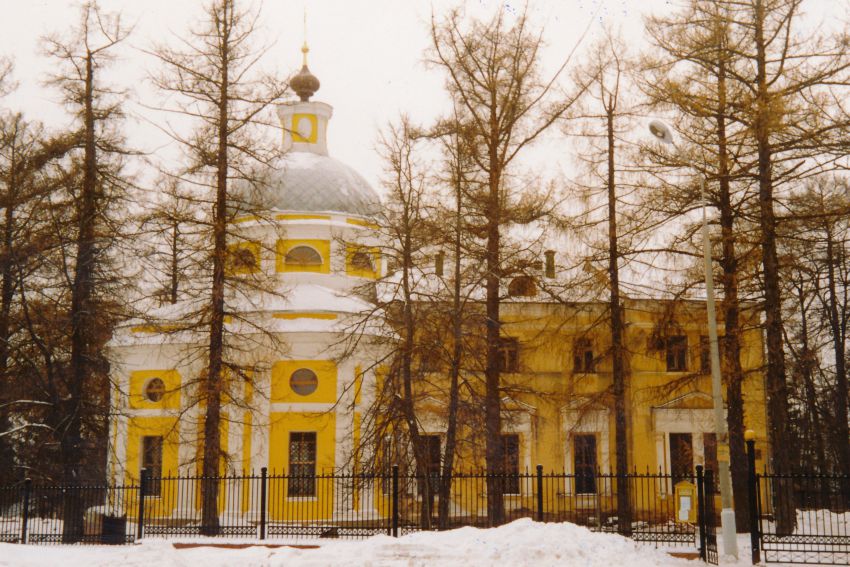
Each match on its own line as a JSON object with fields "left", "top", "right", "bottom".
{"left": 784, "top": 177, "right": 850, "bottom": 481}
{"left": 642, "top": 0, "right": 759, "bottom": 529}
{"left": 569, "top": 30, "right": 639, "bottom": 535}
{"left": 428, "top": 6, "right": 582, "bottom": 524}
{"left": 148, "top": 0, "right": 286, "bottom": 533}
{"left": 41, "top": 1, "right": 135, "bottom": 540}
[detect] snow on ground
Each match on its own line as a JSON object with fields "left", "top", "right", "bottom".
{"left": 0, "top": 518, "right": 695, "bottom": 567}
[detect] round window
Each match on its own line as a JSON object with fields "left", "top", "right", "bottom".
{"left": 144, "top": 378, "right": 166, "bottom": 402}
{"left": 290, "top": 368, "right": 318, "bottom": 396}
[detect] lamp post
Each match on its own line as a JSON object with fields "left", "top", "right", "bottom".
{"left": 648, "top": 119, "right": 738, "bottom": 558}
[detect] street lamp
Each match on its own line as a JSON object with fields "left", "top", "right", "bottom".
{"left": 648, "top": 119, "right": 738, "bottom": 559}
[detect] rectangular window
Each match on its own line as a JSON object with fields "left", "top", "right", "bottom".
{"left": 501, "top": 434, "right": 520, "bottom": 494}
{"left": 703, "top": 433, "right": 720, "bottom": 492}
{"left": 497, "top": 338, "right": 519, "bottom": 373}
{"left": 666, "top": 335, "right": 688, "bottom": 372}
{"left": 573, "top": 434, "right": 597, "bottom": 494}
{"left": 573, "top": 338, "right": 594, "bottom": 373}
{"left": 670, "top": 432, "right": 694, "bottom": 485}
{"left": 288, "top": 432, "right": 317, "bottom": 497}
{"left": 423, "top": 435, "right": 441, "bottom": 493}
{"left": 141, "top": 436, "right": 163, "bottom": 497}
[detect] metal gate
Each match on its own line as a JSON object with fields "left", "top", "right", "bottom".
{"left": 747, "top": 437, "right": 850, "bottom": 565}
{"left": 697, "top": 466, "right": 719, "bottom": 565}
{"left": 753, "top": 473, "right": 850, "bottom": 565}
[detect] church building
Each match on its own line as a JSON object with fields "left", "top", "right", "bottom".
{"left": 108, "top": 46, "right": 385, "bottom": 512}
{"left": 106, "top": 46, "right": 770, "bottom": 522}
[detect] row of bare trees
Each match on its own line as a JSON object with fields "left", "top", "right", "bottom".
{"left": 0, "top": 0, "right": 288, "bottom": 537}
{"left": 365, "top": 0, "right": 850, "bottom": 533}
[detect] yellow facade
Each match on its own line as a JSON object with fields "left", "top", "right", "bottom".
{"left": 399, "top": 298, "right": 768, "bottom": 517}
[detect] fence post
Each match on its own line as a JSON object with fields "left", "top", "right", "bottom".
{"left": 536, "top": 465, "right": 543, "bottom": 522}
{"left": 137, "top": 468, "right": 147, "bottom": 541}
{"left": 696, "top": 465, "right": 707, "bottom": 562}
{"left": 745, "top": 430, "right": 760, "bottom": 565}
{"left": 20, "top": 478, "right": 31, "bottom": 544}
{"left": 391, "top": 464, "right": 399, "bottom": 538}
{"left": 259, "top": 467, "right": 267, "bottom": 540}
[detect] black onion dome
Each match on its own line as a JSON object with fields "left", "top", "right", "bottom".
{"left": 290, "top": 65, "right": 320, "bottom": 101}
{"left": 290, "top": 44, "right": 320, "bottom": 101}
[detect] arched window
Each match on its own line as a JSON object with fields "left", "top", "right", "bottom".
{"left": 350, "top": 250, "right": 374, "bottom": 272}
{"left": 290, "top": 368, "right": 318, "bottom": 396}
{"left": 144, "top": 378, "right": 166, "bottom": 402}
{"left": 508, "top": 276, "right": 537, "bottom": 297}
{"left": 285, "top": 245, "right": 323, "bottom": 267}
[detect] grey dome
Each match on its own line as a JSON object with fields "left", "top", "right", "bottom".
{"left": 264, "top": 151, "right": 380, "bottom": 216}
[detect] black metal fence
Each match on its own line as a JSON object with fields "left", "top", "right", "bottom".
{"left": 7, "top": 461, "right": 850, "bottom": 566}
{"left": 747, "top": 439, "right": 850, "bottom": 565}
{"left": 1, "top": 468, "right": 711, "bottom": 551}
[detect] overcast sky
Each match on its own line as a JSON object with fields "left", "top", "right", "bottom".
{"left": 0, "top": 0, "right": 840, "bottom": 197}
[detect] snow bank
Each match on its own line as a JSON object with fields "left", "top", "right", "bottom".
{"left": 0, "top": 518, "right": 694, "bottom": 567}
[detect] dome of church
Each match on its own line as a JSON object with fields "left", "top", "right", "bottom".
{"left": 266, "top": 151, "right": 380, "bottom": 216}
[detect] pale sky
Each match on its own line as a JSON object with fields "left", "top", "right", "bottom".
{"left": 0, "top": 0, "right": 840, "bottom": 195}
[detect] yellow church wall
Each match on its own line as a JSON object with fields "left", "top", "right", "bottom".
{"left": 268, "top": 411, "right": 336, "bottom": 521}
{"left": 271, "top": 360, "right": 337, "bottom": 403}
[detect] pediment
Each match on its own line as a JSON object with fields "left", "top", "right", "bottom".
{"left": 653, "top": 391, "right": 717, "bottom": 411}
{"left": 559, "top": 396, "right": 609, "bottom": 415}
{"left": 500, "top": 395, "right": 536, "bottom": 414}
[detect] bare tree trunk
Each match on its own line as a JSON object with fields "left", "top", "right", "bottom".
{"left": 439, "top": 166, "right": 464, "bottom": 529}
{"left": 793, "top": 282, "right": 829, "bottom": 481}
{"left": 200, "top": 15, "right": 231, "bottom": 533}
{"left": 170, "top": 220, "right": 179, "bottom": 304}
{"left": 823, "top": 227, "right": 850, "bottom": 494}
{"left": 752, "top": 0, "right": 794, "bottom": 534}
{"left": 713, "top": 49, "right": 750, "bottom": 531}
{"left": 484, "top": 157, "right": 505, "bottom": 526}
{"left": 63, "top": 50, "right": 99, "bottom": 543}
{"left": 604, "top": 103, "right": 631, "bottom": 536}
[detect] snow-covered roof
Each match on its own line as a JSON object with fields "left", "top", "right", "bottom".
{"left": 255, "top": 151, "right": 381, "bottom": 217}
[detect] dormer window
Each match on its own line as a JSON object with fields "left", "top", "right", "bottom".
{"left": 285, "top": 245, "right": 323, "bottom": 267}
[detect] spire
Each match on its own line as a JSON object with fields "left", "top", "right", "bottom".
{"left": 289, "top": 9, "right": 320, "bottom": 102}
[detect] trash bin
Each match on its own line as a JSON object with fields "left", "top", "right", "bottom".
{"left": 101, "top": 514, "right": 127, "bottom": 545}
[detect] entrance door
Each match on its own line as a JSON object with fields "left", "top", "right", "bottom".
{"left": 670, "top": 432, "right": 694, "bottom": 484}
